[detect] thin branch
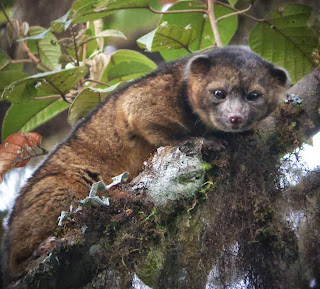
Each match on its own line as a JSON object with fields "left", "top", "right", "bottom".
{"left": 46, "top": 79, "right": 71, "bottom": 104}
{"left": 0, "top": 1, "right": 14, "bottom": 30}
{"left": 70, "top": 25, "right": 80, "bottom": 66}
{"left": 22, "top": 42, "right": 52, "bottom": 71}
{"left": 207, "top": 0, "right": 222, "bottom": 47}
{"left": 216, "top": 4, "right": 252, "bottom": 22}
{"left": 148, "top": 6, "right": 206, "bottom": 14}
{"left": 215, "top": 1, "right": 264, "bottom": 22}
{"left": 11, "top": 59, "right": 33, "bottom": 63}
{"left": 82, "top": 43, "right": 87, "bottom": 65}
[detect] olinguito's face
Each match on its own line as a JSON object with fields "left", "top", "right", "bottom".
{"left": 185, "top": 47, "right": 289, "bottom": 132}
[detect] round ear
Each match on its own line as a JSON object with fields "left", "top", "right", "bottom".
{"left": 183, "top": 54, "right": 210, "bottom": 81}
{"left": 271, "top": 66, "right": 290, "bottom": 88}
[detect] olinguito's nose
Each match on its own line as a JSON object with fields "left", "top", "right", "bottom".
{"left": 229, "top": 114, "right": 243, "bottom": 125}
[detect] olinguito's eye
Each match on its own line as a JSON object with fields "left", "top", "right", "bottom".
{"left": 212, "top": 90, "right": 226, "bottom": 100}
{"left": 246, "top": 91, "right": 261, "bottom": 102}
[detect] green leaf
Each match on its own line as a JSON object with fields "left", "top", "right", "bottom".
{"left": 137, "top": 23, "right": 196, "bottom": 53}
{"left": 249, "top": 4, "right": 317, "bottom": 83}
{"left": 51, "top": 11, "right": 72, "bottom": 33}
{"left": 101, "top": 49, "right": 157, "bottom": 84}
{"left": 96, "top": 0, "right": 149, "bottom": 9}
{"left": 158, "top": 1, "right": 238, "bottom": 60}
{"left": 17, "top": 28, "right": 51, "bottom": 41}
{"left": 0, "top": 71, "right": 28, "bottom": 95}
{"left": 102, "top": 7, "right": 160, "bottom": 42}
{"left": 0, "top": 49, "right": 10, "bottom": 70}
{"left": 1, "top": 62, "right": 23, "bottom": 72}
{"left": 227, "top": 0, "right": 238, "bottom": 7}
{"left": 80, "top": 29, "right": 126, "bottom": 45}
{"left": 68, "top": 84, "right": 120, "bottom": 124}
{"left": 26, "top": 26, "right": 62, "bottom": 70}
{"left": 72, "top": 0, "right": 149, "bottom": 24}
{"left": 72, "top": 0, "right": 97, "bottom": 11}
{"left": 2, "top": 99, "right": 69, "bottom": 141}
{"left": 1, "top": 67, "right": 88, "bottom": 103}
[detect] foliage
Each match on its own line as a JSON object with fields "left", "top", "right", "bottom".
{"left": 0, "top": 0, "right": 318, "bottom": 140}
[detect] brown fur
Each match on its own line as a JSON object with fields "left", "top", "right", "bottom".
{"left": 1, "top": 46, "right": 289, "bottom": 284}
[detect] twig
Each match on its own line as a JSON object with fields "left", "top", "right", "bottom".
{"left": 216, "top": 4, "right": 252, "bottom": 22}
{"left": 207, "top": 0, "right": 222, "bottom": 47}
{"left": 82, "top": 43, "right": 87, "bottom": 65}
{"left": 215, "top": 1, "right": 264, "bottom": 22}
{"left": 70, "top": 25, "right": 80, "bottom": 66}
{"left": 46, "top": 79, "right": 71, "bottom": 104}
{"left": 22, "top": 42, "right": 52, "bottom": 71}
{"left": 148, "top": 6, "right": 206, "bottom": 14}
{"left": 11, "top": 59, "right": 33, "bottom": 63}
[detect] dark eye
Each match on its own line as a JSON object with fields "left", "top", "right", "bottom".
{"left": 212, "top": 90, "right": 226, "bottom": 100}
{"left": 246, "top": 91, "right": 261, "bottom": 102}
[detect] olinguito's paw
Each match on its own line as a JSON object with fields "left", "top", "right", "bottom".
{"left": 201, "top": 138, "right": 227, "bottom": 156}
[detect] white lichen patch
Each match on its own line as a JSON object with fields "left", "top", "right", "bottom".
{"left": 132, "top": 143, "right": 206, "bottom": 206}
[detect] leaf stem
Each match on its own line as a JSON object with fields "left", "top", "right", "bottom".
{"left": 34, "top": 95, "right": 60, "bottom": 100}
{"left": 45, "top": 79, "right": 71, "bottom": 104}
{"left": 70, "top": 25, "right": 80, "bottom": 66}
{"left": 83, "top": 78, "right": 110, "bottom": 87}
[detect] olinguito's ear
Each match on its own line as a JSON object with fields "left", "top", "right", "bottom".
{"left": 183, "top": 54, "right": 210, "bottom": 81}
{"left": 271, "top": 66, "right": 290, "bottom": 88}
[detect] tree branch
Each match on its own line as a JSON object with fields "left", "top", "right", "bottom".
{"left": 207, "top": 0, "right": 222, "bottom": 47}
{"left": 215, "top": 4, "right": 252, "bottom": 22}
{"left": 11, "top": 59, "right": 33, "bottom": 64}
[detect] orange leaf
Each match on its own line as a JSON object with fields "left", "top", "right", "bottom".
{"left": 0, "top": 132, "right": 43, "bottom": 183}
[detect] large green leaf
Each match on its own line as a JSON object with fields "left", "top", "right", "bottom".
{"left": 101, "top": 49, "right": 157, "bottom": 84}
{"left": 137, "top": 23, "right": 196, "bottom": 53}
{"left": 153, "top": 1, "right": 238, "bottom": 60}
{"left": 0, "top": 50, "right": 27, "bottom": 95}
{"left": 2, "top": 99, "right": 69, "bottom": 141}
{"left": 249, "top": 4, "right": 317, "bottom": 83}
{"left": 1, "top": 67, "right": 88, "bottom": 103}
{"left": 79, "top": 29, "right": 126, "bottom": 46}
{"left": 72, "top": 0, "right": 150, "bottom": 24}
{"left": 0, "top": 71, "right": 28, "bottom": 95}
{"left": 26, "top": 26, "right": 62, "bottom": 71}
{"left": 68, "top": 84, "right": 120, "bottom": 124}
